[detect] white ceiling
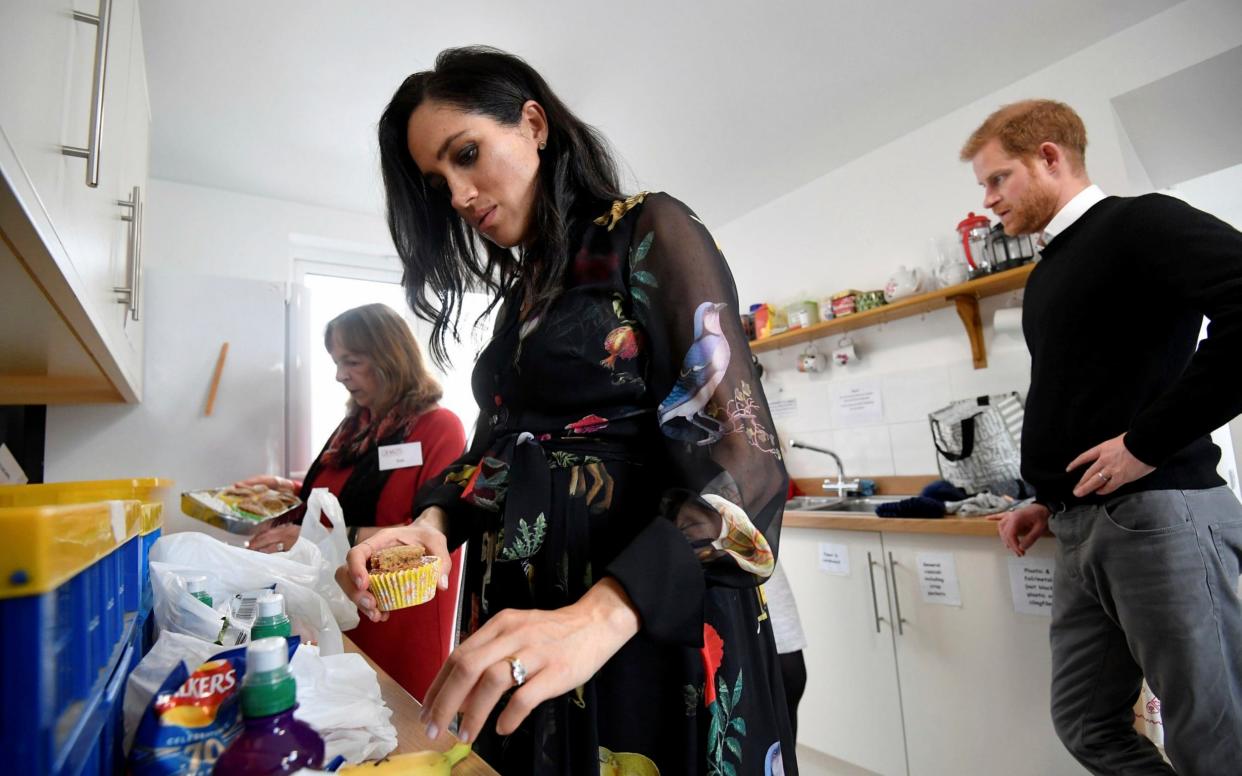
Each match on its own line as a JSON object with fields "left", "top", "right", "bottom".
{"left": 140, "top": 0, "right": 1180, "bottom": 228}
{"left": 1112, "top": 45, "right": 1242, "bottom": 190}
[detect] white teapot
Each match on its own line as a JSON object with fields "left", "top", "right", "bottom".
{"left": 884, "top": 265, "right": 923, "bottom": 301}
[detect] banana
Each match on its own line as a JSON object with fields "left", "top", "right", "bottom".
{"left": 599, "top": 746, "right": 660, "bottom": 776}
{"left": 338, "top": 742, "right": 472, "bottom": 775}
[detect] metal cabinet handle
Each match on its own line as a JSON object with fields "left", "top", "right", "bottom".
{"left": 114, "top": 184, "right": 142, "bottom": 320}
{"left": 867, "top": 552, "right": 887, "bottom": 633}
{"left": 132, "top": 186, "right": 143, "bottom": 321}
{"left": 62, "top": 0, "right": 114, "bottom": 188}
{"left": 889, "top": 552, "right": 909, "bottom": 635}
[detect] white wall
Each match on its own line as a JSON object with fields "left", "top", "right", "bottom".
{"left": 717, "top": 0, "right": 1242, "bottom": 480}
{"left": 46, "top": 269, "right": 288, "bottom": 540}
{"left": 145, "top": 179, "right": 393, "bottom": 281}
{"left": 43, "top": 180, "right": 397, "bottom": 522}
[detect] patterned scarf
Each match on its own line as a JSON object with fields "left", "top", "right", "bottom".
{"left": 319, "top": 399, "right": 418, "bottom": 468}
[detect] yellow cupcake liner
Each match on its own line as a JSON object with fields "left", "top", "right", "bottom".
{"left": 369, "top": 556, "right": 441, "bottom": 611}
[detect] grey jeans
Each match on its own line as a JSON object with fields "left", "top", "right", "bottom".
{"left": 1048, "top": 487, "right": 1242, "bottom": 775}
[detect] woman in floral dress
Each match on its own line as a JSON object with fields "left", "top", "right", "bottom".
{"left": 341, "top": 46, "right": 796, "bottom": 776}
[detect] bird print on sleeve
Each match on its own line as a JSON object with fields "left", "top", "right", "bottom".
{"left": 658, "top": 301, "right": 731, "bottom": 445}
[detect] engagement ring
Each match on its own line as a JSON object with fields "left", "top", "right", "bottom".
{"left": 505, "top": 656, "right": 527, "bottom": 687}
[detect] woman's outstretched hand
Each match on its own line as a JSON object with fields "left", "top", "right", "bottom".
{"left": 336, "top": 506, "right": 451, "bottom": 623}
{"left": 419, "top": 577, "right": 640, "bottom": 744}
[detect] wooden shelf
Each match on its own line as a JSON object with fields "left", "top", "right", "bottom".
{"left": 749, "top": 263, "right": 1035, "bottom": 369}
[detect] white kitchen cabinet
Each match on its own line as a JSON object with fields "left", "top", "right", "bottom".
{"left": 0, "top": 0, "right": 149, "bottom": 403}
{"left": 782, "top": 527, "right": 908, "bottom": 776}
{"left": 882, "top": 533, "right": 1081, "bottom": 776}
{"left": 782, "top": 525, "right": 1085, "bottom": 775}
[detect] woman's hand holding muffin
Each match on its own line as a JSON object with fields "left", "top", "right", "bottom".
{"left": 337, "top": 506, "right": 451, "bottom": 623}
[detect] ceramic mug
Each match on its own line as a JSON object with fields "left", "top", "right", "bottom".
{"left": 832, "top": 336, "right": 858, "bottom": 367}
{"left": 797, "top": 348, "right": 827, "bottom": 373}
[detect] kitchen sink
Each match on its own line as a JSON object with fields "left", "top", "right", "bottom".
{"left": 784, "top": 495, "right": 909, "bottom": 514}
{"left": 783, "top": 496, "right": 845, "bottom": 511}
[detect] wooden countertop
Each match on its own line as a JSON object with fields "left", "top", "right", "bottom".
{"left": 343, "top": 637, "right": 499, "bottom": 775}
{"left": 784, "top": 509, "right": 1007, "bottom": 537}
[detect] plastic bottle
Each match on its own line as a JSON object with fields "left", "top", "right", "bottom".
{"left": 186, "top": 575, "right": 212, "bottom": 607}
{"left": 250, "top": 592, "right": 292, "bottom": 641}
{"left": 212, "top": 637, "right": 324, "bottom": 775}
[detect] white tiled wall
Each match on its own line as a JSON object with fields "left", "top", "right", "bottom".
{"left": 756, "top": 302, "right": 1032, "bottom": 481}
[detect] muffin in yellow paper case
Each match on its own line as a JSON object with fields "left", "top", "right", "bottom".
{"left": 367, "top": 543, "right": 441, "bottom": 611}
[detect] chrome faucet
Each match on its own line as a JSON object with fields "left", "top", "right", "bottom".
{"left": 790, "top": 440, "right": 861, "bottom": 498}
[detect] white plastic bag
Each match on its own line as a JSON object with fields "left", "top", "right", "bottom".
{"left": 290, "top": 643, "right": 398, "bottom": 763}
{"left": 301, "top": 488, "right": 350, "bottom": 569}
{"left": 149, "top": 532, "right": 358, "bottom": 655}
{"left": 299, "top": 488, "right": 356, "bottom": 627}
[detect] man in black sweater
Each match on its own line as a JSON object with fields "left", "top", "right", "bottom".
{"left": 962, "top": 100, "right": 1242, "bottom": 775}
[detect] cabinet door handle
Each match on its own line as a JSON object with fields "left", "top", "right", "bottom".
{"left": 867, "top": 552, "right": 887, "bottom": 633}
{"left": 888, "top": 552, "right": 908, "bottom": 635}
{"left": 132, "top": 185, "right": 143, "bottom": 321}
{"left": 115, "top": 184, "right": 141, "bottom": 320}
{"left": 62, "top": 0, "right": 114, "bottom": 188}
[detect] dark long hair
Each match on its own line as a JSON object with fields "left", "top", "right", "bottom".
{"left": 378, "top": 46, "right": 625, "bottom": 367}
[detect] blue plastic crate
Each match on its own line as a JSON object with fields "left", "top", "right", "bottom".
{"left": 0, "top": 501, "right": 145, "bottom": 775}
{"left": 56, "top": 612, "right": 141, "bottom": 776}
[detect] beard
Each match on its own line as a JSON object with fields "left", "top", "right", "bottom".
{"left": 1003, "top": 176, "right": 1060, "bottom": 236}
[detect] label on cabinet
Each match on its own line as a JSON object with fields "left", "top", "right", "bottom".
{"left": 1007, "top": 556, "right": 1055, "bottom": 616}
{"left": 916, "top": 552, "right": 962, "bottom": 606}
{"left": 817, "top": 542, "right": 850, "bottom": 575}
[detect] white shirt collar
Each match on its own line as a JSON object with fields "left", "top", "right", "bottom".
{"left": 1042, "top": 184, "right": 1106, "bottom": 245}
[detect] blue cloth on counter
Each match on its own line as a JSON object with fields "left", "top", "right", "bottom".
{"left": 876, "top": 496, "right": 946, "bottom": 518}
{"left": 921, "top": 480, "right": 968, "bottom": 502}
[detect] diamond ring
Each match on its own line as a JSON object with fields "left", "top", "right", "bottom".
{"left": 505, "top": 656, "right": 527, "bottom": 687}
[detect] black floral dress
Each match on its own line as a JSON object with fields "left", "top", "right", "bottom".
{"left": 417, "top": 193, "right": 796, "bottom": 776}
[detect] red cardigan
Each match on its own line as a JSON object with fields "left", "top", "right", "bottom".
{"left": 306, "top": 406, "right": 466, "bottom": 700}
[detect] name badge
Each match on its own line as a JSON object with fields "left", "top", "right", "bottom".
{"left": 378, "top": 442, "right": 423, "bottom": 471}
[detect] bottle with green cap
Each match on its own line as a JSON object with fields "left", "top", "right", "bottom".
{"left": 212, "top": 637, "right": 324, "bottom": 775}
{"left": 250, "top": 592, "right": 292, "bottom": 641}
{"left": 185, "top": 575, "right": 212, "bottom": 607}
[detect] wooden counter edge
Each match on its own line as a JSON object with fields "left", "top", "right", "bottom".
{"left": 342, "top": 636, "right": 499, "bottom": 775}
{"left": 783, "top": 509, "right": 1006, "bottom": 537}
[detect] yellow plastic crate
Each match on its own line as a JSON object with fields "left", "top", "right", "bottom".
{"left": 0, "top": 501, "right": 142, "bottom": 598}
{"left": 0, "top": 477, "right": 172, "bottom": 510}
{"left": 139, "top": 502, "right": 164, "bottom": 536}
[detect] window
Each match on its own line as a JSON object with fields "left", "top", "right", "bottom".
{"left": 287, "top": 258, "right": 492, "bottom": 477}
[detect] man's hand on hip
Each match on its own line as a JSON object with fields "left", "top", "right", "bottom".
{"left": 1067, "top": 433, "right": 1155, "bottom": 498}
